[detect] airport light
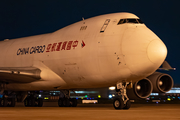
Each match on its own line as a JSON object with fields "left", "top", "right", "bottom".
{"left": 44, "top": 97, "right": 49, "bottom": 100}
{"left": 146, "top": 98, "right": 150, "bottom": 100}
{"left": 167, "top": 98, "right": 171, "bottom": 101}
{"left": 109, "top": 95, "right": 112, "bottom": 98}
{"left": 109, "top": 86, "right": 115, "bottom": 90}
{"left": 150, "top": 93, "right": 159, "bottom": 96}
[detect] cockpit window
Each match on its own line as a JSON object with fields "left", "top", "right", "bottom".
{"left": 118, "top": 19, "right": 125, "bottom": 24}
{"left": 117, "top": 18, "right": 143, "bottom": 25}
{"left": 126, "top": 19, "right": 138, "bottom": 23}
{"left": 137, "top": 19, "right": 143, "bottom": 23}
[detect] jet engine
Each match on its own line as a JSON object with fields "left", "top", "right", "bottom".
{"left": 147, "top": 72, "right": 173, "bottom": 93}
{"left": 127, "top": 78, "right": 153, "bottom": 99}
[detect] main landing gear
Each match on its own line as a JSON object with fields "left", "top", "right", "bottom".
{"left": 113, "top": 82, "right": 131, "bottom": 110}
{"left": 0, "top": 91, "right": 16, "bottom": 107}
{"left": 58, "top": 90, "right": 77, "bottom": 107}
{"left": 24, "top": 92, "right": 43, "bottom": 107}
{"left": 0, "top": 97, "right": 16, "bottom": 107}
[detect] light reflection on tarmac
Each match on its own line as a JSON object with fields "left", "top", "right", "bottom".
{"left": 0, "top": 102, "right": 180, "bottom": 120}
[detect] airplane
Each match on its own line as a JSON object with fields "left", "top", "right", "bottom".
{"left": 0, "top": 12, "right": 174, "bottom": 109}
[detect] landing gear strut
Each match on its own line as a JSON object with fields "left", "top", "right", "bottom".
{"left": 58, "top": 90, "right": 77, "bottom": 107}
{"left": 113, "top": 82, "right": 131, "bottom": 110}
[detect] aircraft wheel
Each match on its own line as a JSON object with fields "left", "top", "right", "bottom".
{"left": 0, "top": 98, "right": 2, "bottom": 107}
{"left": 113, "top": 97, "right": 124, "bottom": 109}
{"left": 123, "top": 100, "right": 131, "bottom": 109}
{"left": 24, "top": 98, "right": 29, "bottom": 107}
{"left": 3, "top": 98, "right": 8, "bottom": 107}
{"left": 70, "top": 98, "right": 77, "bottom": 107}
{"left": 24, "top": 97, "right": 35, "bottom": 107}
{"left": 9, "top": 98, "right": 16, "bottom": 107}
{"left": 63, "top": 98, "right": 70, "bottom": 107}
{"left": 29, "top": 97, "right": 35, "bottom": 107}
{"left": 58, "top": 98, "right": 64, "bottom": 107}
{"left": 37, "top": 98, "right": 43, "bottom": 107}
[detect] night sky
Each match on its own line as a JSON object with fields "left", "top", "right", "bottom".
{"left": 0, "top": 0, "right": 179, "bottom": 85}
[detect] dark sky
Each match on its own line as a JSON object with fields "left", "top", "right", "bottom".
{"left": 0, "top": 0, "right": 179, "bottom": 85}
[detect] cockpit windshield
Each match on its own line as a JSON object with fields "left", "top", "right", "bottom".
{"left": 117, "top": 18, "right": 143, "bottom": 25}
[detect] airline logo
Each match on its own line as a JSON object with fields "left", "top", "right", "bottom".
{"left": 17, "top": 40, "right": 84, "bottom": 55}
{"left": 81, "top": 40, "right": 85, "bottom": 48}
{"left": 17, "top": 45, "right": 45, "bottom": 55}
{"left": 46, "top": 40, "right": 78, "bottom": 52}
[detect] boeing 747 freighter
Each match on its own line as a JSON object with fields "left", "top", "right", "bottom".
{"left": 0, "top": 12, "right": 174, "bottom": 109}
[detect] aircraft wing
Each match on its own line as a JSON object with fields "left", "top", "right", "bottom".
{"left": 0, "top": 67, "right": 41, "bottom": 83}
{"left": 158, "top": 61, "right": 176, "bottom": 71}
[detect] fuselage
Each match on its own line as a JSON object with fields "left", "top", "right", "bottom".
{"left": 0, "top": 12, "right": 167, "bottom": 91}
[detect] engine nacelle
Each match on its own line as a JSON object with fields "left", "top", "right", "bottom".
{"left": 127, "top": 78, "right": 153, "bottom": 99}
{"left": 147, "top": 72, "right": 173, "bottom": 93}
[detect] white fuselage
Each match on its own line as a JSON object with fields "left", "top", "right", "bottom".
{"left": 0, "top": 13, "right": 167, "bottom": 91}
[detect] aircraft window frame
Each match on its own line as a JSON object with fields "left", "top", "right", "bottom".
{"left": 126, "top": 19, "right": 138, "bottom": 23}
{"left": 118, "top": 19, "right": 124, "bottom": 24}
{"left": 117, "top": 18, "right": 144, "bottom": 25}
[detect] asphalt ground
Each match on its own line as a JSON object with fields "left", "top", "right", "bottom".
{"left": 0, "top": 102, "right": 180, "bottom": 120}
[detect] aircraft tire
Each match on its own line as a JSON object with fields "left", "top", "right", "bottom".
{"left": 30, "top": 98, "right": 35, "bottom": 107}
{"left": 37, "top": 98, "right": 43, "bottom": 107}
{"left": 24, "top": 97, "right": 35, "bottom": 107}
{"left": 3, "top": 98, "right": 8, "bottom": 107}
{"left": 113, "top": 97, "right": 124, "bottom": 109}
{"left": 9, "top": 98, "right": 16, "bottom": 107}
{"left": 58, "top": 98, "right": 64, "bottom": 107}
{"left": 63, "top": 98, "right": 70, "bottom": 107}
{"left": 0, "top": 98, "right": 2, "bottom": 107}
{"left": 123, "top": 100, "right": 131, "bottom": 109}
{"left": 24, "top": 98, "right": 29, "bottom": 107}
{"left": 71, "top": 98, "right": 77, "bottom": 107}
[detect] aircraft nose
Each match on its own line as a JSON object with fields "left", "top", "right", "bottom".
{"left": 147, "top": 39, "right": 167, "bottom": 64}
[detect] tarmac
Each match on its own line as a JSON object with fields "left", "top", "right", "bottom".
{"left": 0, "top": 102, "right": 180, "bottom": 120}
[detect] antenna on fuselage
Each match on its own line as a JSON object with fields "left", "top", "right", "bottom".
{"left": 82, "top": 17, "right": 85, "bottom": 24}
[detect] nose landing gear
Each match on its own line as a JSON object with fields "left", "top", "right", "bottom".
{"left": 113, "top": 82, "right": 131, "bottom": 110}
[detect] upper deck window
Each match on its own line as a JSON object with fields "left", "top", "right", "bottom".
{"left": 117, "top": 18, "right": 143, "bottom": 25}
